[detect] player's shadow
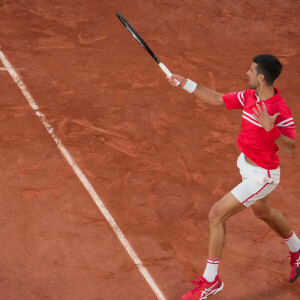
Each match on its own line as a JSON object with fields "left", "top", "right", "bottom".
{"left": 231, "top": 284, "right": 294, "bottom": 300}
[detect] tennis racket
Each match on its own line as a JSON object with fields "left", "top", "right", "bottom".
{"left": 116, "top": 12, "right": 179, "bottom": 84}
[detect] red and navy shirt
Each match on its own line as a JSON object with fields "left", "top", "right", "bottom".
{"left": 223, "top": 88, "right": 295, "bottom": 169}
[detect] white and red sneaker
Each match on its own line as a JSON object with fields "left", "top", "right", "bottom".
{"left": 182, "top": 275, "right": 224, "bottom": 300}
{"left": 289, "top": 249, "right": 300, "bottom": 283}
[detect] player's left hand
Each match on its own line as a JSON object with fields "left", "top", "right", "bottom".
{"left": 252, "top": 102, "right": 280, "bottom": 131}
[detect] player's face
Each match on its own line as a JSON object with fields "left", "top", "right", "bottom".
{"left": 247, "top": 63, "right": 259, "bottom": 89}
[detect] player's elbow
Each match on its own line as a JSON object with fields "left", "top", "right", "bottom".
{"left": 289, "top": 139, "right": 296, "bottom": 150}
{"left": 283, "top": 148, "right": 295, "bottom": 157}
{"left": 282, "top": 139, "right": 296, "bottom": 157}
{"left": 292, "top": 141, "right": 296, "bottom": 150}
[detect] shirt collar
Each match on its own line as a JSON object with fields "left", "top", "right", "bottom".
{"left": 255, "top": 88, "right": 280, "bottom": 103}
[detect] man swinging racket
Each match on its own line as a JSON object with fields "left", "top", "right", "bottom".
{"left": 167, "top": 54, "right": 300, "bottom": 300}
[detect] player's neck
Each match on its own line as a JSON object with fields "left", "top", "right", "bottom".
{"left": 255, "top": 84, "right": 275, "bottom": 101}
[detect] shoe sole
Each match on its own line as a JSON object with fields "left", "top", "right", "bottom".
{"left": 289, "top": 267, "right": 300, "bottom": 283}
{"left": 200, "top": 282, "right": 224, "bottom": 300}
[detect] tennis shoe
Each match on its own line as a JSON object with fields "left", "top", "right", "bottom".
{"left": 182, "top": 275, "right": 224, "bottom": 300}
{"left": 288, "top": 248, "right": 300, "bottom": 283}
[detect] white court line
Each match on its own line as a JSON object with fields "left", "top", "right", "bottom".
{"left": 0, "top": 50, "right": 166, "bottom": 300}
{"left": 0, "top": 67, "right": 7, "bottom": 71}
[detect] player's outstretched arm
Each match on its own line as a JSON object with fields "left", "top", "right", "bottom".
{"left": 168, "top": 74, "right": 224, "bottom": 106}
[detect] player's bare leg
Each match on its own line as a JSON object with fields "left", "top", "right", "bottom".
{"left": 208, "top": 192, "right": 246, "bottom": 259}
{"left": 251, "top": 195, "right": 300, "bottom": 283}
{"left": 251, "top": 195, "right": 293, "bottom": 238}
{"left": 182, "top": 193, "right": 245, "bottom": 300}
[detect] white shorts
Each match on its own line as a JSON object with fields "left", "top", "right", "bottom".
{"left": 231, "top": 153, "right": 280, "bottom": 207}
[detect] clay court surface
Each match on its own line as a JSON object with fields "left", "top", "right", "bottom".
{"left": 0, "top": 0, "right": 299, "bottom": 299}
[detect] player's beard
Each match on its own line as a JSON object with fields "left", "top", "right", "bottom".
{"left": 249, "top": 82, "right": 260, "bottom": 95}
{"left": 248, "top": 75, "right": 259, "bottom": 90}
{"left": 249, "top": 83, "right": 255, "bottom": 89}
{"left": 249, "top": 81, "right": 258, "bottom": 90}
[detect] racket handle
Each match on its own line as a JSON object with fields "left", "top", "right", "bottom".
{"left": 158, "top": 63, "right": 180, "bottom": 86}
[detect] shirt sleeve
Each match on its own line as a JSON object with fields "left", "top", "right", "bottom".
{"left": 275, "top": 107, "right": 296, "bottom": 139}
{"left": 222, "top": 90, "right": 246, "bottom": 109}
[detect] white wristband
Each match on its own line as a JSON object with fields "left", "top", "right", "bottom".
{"left": 182, "top": 79, "right": 197, "bottom": 93}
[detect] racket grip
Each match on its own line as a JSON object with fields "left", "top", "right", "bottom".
{"left": 158, "top": 63, "right": 180, "bottom": 86}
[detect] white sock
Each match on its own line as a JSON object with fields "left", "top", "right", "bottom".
{"left": 284, "top": 231, "right": 300, "bottom": 253}
{"left": 203, "top": 259, "right": 219, "bottom": 282}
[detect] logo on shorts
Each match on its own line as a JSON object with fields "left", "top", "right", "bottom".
{"left": 296, "top": 257, "right": 300, "bottom": 268}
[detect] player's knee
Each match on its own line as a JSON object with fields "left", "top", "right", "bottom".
{"left": 208, "top": 204, "right": 223, "bottom": 225}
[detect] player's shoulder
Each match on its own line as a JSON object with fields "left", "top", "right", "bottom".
{"left": 239, "top": 89, "right": 257, "bottom": 105}
{"left": 277, "top": 98, "right": 291, "bottom": 111}
{"left": 273, "top": 89, "right": 292, "bottom": 113}
{"left": 272, "top": 91, "right": 294, "bottom": 125}
{"left": 241, "top": 88, "right": 255, "bottom": 98}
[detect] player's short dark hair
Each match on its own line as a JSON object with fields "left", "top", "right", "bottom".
{"left": 253, "top": 54, "right": 282, "bottom": 85}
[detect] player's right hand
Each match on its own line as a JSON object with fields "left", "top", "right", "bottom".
{"left": 167, "top": 74, "right": 187, "bottom": 88}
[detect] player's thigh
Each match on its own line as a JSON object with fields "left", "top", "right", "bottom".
{"left": 209, "top": 192, "right": 246, "bottom": 222}
{"left": 251, "top": 195, "right": 272, "bottom": 219}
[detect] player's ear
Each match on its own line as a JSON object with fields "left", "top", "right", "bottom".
{"left": 258, "top": 73, "right": 265, "bottom": 83}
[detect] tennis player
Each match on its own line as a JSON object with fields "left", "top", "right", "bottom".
{"left": 167, "top": 54, "right": 300, "bottom": 300}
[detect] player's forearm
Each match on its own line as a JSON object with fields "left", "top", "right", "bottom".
{"left": 168, "top": 75, "right": 224, "bottom": 105}
{"left": 274, "top": 134, "right": 295, "bottom": 152}
{"left": 193, "top": 85, "right": 224, "bottom": 106}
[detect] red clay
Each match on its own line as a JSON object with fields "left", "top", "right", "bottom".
{"left": 0, "top": 0, "right": 299, "bottom": 299}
